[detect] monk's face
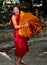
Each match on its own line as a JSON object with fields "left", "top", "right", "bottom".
{"left": 13, "top": 7, "right": 19, "bottom": 15}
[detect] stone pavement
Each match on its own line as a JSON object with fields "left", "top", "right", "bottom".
{"left": 0, "top": 36, "right": 47, "bottom": 65}
{"left": 0, "top": 52, "right": 14, "bottom": 65}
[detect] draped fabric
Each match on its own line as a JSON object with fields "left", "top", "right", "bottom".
{"left": 19, "top": 11, "right": 45, "bottom": 37}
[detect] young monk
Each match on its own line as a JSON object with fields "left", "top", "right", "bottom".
{"left": 9, "top": 5, "right": 30, "bottom": 65}
{"left": 8, "top": 4, "right": 46, "bottom": 65}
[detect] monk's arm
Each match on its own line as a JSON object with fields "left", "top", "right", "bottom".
{"left": 12, "top": 15, "right": 25, "bottom": 29}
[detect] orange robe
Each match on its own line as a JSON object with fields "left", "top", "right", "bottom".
{"left": 19, "top": 11, "right": 45, "bottom": 37}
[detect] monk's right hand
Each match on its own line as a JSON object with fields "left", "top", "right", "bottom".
{"left": 24, "top": 22, "right": 30, "bottom": 27}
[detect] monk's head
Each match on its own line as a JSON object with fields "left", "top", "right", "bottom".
{"left": 12, "top": 4, "right": 20, "bottom": 15}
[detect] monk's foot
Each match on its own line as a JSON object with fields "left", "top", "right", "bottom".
{"left": 20, "top": 60, "right": 27, "bottom": 65}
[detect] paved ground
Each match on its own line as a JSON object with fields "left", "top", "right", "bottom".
{"left": 0, "top": 37, "right": 47, "bottom": 65}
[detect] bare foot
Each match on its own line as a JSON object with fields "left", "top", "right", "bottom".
{"left": 20, "top": 60, "right": 27, "bottom": 65}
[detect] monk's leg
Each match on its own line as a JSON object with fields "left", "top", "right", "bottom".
{"left": 15, "top": 56, "right": 19, "bottom": 65}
